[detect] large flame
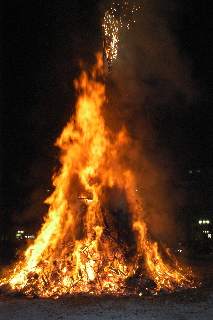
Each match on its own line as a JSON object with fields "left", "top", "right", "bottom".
{"left": 0, "top": 54, "right": 193, "bottom": 297}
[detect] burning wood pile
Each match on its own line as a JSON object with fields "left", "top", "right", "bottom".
{"left": 0, "top": 54, "right": 195, "bottom": 298}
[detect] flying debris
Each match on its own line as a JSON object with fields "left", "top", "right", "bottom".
{"left": 102, "top": 1, "right": 141, "bottom": 71}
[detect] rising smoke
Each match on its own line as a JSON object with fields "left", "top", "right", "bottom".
{"left": 100, "top": 0, "right": 197, "bottom": 245}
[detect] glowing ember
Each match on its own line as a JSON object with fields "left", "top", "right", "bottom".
{"left": 102, "top": 1, "right": 140, "bottom": 71}
{"left": 0, "top": 54, "right": 194, "bottom": 298}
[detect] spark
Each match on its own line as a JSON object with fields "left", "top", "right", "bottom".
{"left": 102, "top": 1, "right": 141, "bottom": 71}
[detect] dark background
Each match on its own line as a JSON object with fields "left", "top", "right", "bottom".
{"left": 0, "top": 0, "right": 212, "bottom": 243}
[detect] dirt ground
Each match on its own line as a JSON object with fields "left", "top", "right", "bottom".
{"left": 0, "top": 255, "right": 213, "bottom": 320}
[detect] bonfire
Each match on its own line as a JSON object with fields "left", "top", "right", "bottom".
{"left": 0, "top": 52, "right": 195, "bottom": 298}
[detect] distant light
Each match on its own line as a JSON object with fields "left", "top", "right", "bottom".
{"left": 199, "top": 220, "right": 210, "bottom": 225}
{"left": 16, "top": 232, "right": 24, "bottom": 240}
{"left": 203, "top": 220, "right": 210, "bottom": 224}
{"left": 17, "top": 231, "right": 24, "bottom": 234}
{"left": 208, "top": 234, "right": 212, "bottom": 239}
{"left": 189, "top": 170, "right": 192, "bottom": 174}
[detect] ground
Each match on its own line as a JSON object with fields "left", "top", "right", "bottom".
{"left": 0, "top": 255, "right": 213, "bottom": 320}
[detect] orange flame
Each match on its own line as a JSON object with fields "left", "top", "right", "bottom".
{"left": 0, "top": 53, "right": 194, "bottom": 297}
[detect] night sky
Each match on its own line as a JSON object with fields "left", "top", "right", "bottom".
{"left": 1, "top": 0, "right": 212, "bottom": 236}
